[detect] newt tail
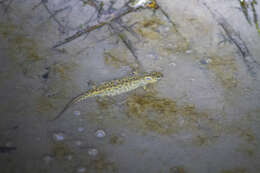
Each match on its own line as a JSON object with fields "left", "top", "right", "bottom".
{"left": 50, "top": 93, "right": 91, "bottom": 121}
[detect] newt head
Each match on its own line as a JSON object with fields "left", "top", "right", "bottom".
{"left": 144, "top": 71, "right": 163, "bottom": 83}
{"left": 145, "top": 0, "right": 158, "bottom": 9}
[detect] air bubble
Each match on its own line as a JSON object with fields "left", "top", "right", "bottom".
{"left": 53, "top": 133, "right": 65, "bottom": 141}
{"left": 88, "top": 148, "right": 98, "bottom": 156}
{"left": 74, "top": 110, "right": 81, "bottom": 116}
{"left": 77, "top": 167, "right": 86, "bottom": 173}
{"left": 77, "top": 127, "right": 84, "bottom": 132}
{"left": 95, "top": 129, "right": 106, "bottom": 138}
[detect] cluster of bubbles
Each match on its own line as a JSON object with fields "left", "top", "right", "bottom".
{"left": 45, "top": 110, "right": 109, "bottom": 172}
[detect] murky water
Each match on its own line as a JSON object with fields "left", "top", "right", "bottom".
{"left": 0, "top": 0, "right": 260, "bottom": 173}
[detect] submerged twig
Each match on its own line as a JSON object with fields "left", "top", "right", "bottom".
{"left": 250, "top": 0, "right": 260, "bottom": 33}
{"left": 73, "top": 22, "right": 138, "bottom": 56}
{"left": 109, "top": 23, "right": 138, "bottom": 60}
{"left": 41, "top": 0, "right": 68, "bottom": 34}
{"left": 117, "top": 20, "right": 140, "bottom": 40}
{"left": 237, "top": 0, "right": 260, "bottom": 34}
{"left": 48, "top": 6, "right": 70, "bottom": 20}
{"left": 53, "top": 5, "right": 133, "bottom": 48}
{"left": 203, "top": 2, "right": 259, "bottom": 77}
{"left": 155, "top": 1, "right": 188, "bottom": 49}
{"left": 0, "top": 0, "right": 14, "bottom": 14}
{"left": 238, "top": 0, "right": 251, "bottom": 25}
{"left": 52, "top": 0, "right": 159, "bottom": 48}
{"left": 109, "top": 22, "right": 142, "bottom": 71}
{"left": 0, "top": 146, "right": 16, "bottom": 153}
{"left": 154, "top": 1, "right": 178, "bottom": 31}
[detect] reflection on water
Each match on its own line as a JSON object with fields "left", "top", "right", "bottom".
{"left": 239, "top": 0, "right": 260, "bottom": 34}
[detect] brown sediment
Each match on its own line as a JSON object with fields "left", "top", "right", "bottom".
{"left": 239, "top": 129, "right": 256, "bottom": 144}
{"left": 96, "top": 98, "right": 114, "bottom": 109}
{"left": 125, "top": 92, "right": 209, "bottom": 135}
{"left": 104, "top": 50, "right": 135, "bottom": 70}
{"left": 140, "top": 16, "right": 164, "bottom": 28}
{"left": 109, "top": 135, "right": 124, "bottom": 145}
{"left": 88, "top": 154, "right": 118, "bottom": 173}
{"left": 220, "top": 168, "right": 248, "bottom": 173}
{"left": 206, "top": 54, "right": 238, "bottom": 89}
{"left": 169, "top": 166, "right": 187, "bottom": 173}
{"left": 0, "top": 22, "right": 47, "bottom": 80}
{"left": 192, "top": 135, "right": 210, "bottom": 146}
{"left": 132, "top": 15, "right": 189, "bottom": 54}
{"left": 51, "top": 142, "right": 73, "bottom": 159}
{"left": 135, "top": 16, "right": 163, "bottom": 40}
{"left": 36, "top": 96, "right": 55, "bottom": 113}
{"left": 236, "top": 146, "right": 256, "bottom": 157}
{"left": 0, "top": 23, "right": 42, "bottom": 62}
{"left": 52, "top": 62, "right": 77, "bottom": 81}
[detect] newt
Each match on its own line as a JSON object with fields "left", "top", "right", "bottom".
{"left": 51, "top": 71, "right": 163, "bottom": 121}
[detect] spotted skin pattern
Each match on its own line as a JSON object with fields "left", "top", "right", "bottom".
{"left": 51, "top": 71, "right": 163, "bottom": 121}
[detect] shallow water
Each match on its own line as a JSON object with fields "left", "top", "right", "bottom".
{"left": 0, "top": 0, "right": 260, "bottom": 173}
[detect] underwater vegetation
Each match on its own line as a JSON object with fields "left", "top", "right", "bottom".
{"left": 239, "top": 0, "right": 260, "bottom": 35}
